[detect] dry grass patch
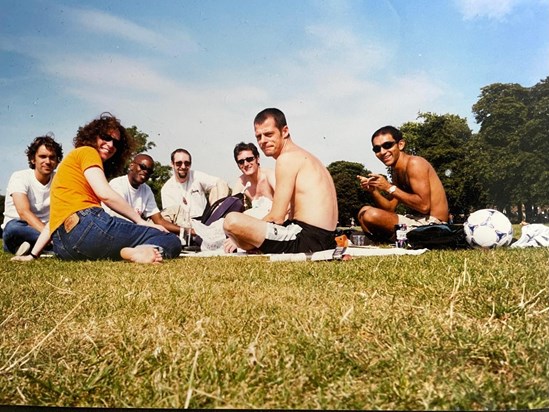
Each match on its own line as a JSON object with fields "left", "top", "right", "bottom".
{"left": 1, "top": 248, "right": 548, "bottom": 409}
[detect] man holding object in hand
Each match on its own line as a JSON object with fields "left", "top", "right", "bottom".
{"left": 357, "top": 125, "right": 448, "bottom": 241}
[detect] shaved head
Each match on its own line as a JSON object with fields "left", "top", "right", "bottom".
{"left": 133, "top": 153, "right": 153, "bottom": 164}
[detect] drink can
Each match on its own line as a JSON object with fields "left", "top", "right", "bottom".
{"left": 395, "top": 224, "right": 408, "bottom": 248}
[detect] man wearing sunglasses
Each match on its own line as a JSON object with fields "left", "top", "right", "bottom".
{"left": 357, "top": 125, "right": 449, "bottom": 241}
{"left": 231, "top": 142, "right": 276, "bottom": 219}
{"left": 160, "top": 148, "right": 229, "bottom": 222}
{"left": 223, "top": 108, "right": 338, "bottom": 254}
{"left": 104, "top": 154, "right": 181, "bottom": 234}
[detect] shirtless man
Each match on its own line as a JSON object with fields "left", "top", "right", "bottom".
{"left": 223, "top": 108, "right": 338, "bottom": 253}
{"left": 231, "top": 142, "right": 276, "bottom": 219}
{"left": 357, "top": 125, "right": 448, "bottom": 240}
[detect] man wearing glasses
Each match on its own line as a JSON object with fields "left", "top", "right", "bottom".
{"left": 160, "top": 148, "right": 229, "bottom": 221}
{"left": 357, "top": 125, "right": 449, "bottom": 241}
{"left": 231, "top": 142, "right": 276, "bottom": 219}
{"left": 223, "top": 108, "right": 338, "bottom": 254}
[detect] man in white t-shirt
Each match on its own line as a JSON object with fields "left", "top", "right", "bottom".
{"left": 2, "top": 135, "right": 63, "bottom": 254}
{"left": 160, "top": 148, "right": 229, "bottom": 224}
{"left": 104, "top": 154, "right": 181, "bottom": 234}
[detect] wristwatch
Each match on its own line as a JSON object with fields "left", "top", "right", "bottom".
{"left": 388, "top": 185, "right": 397, "bottom": 194}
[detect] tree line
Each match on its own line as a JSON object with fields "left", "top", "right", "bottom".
{"left": 329, "top": 76, "right": 549, "bottom": 226}
{"left": 1, "top": 78, "right": 547, "bottom": 227}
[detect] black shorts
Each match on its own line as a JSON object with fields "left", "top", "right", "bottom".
{"left": 259, "top": 219, "right": 336, "bottom": 254}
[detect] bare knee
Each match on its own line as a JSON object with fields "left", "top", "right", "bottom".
{"left": 358, "top": 205, "right": 398, "bottom": 238}
{"left": 358, "top": 205, "right": 390, "bottom": 234}
{"left": 358, "top": 205, "right": 378, "bottom": 225}
{"left": 223, "top": 212, "right": 241, "bottom": 234}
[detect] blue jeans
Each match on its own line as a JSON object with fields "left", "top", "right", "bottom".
{"left": 2, "top": 219, "right": 41, "bottom": 254}
{"left": 52, "top": 207, "right": 181, "bottom": 260}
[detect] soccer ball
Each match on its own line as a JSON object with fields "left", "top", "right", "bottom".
{"left": 464, "top": 209, "right": 513, "bottom": 248}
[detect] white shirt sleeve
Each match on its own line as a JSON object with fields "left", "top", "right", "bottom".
{"left": 7, "top": 170, "right": 32, "bottom": 197}
{"left": 194, "top": 170, "right": 221, "bottom": 192}
{"left": 2, "top": 169, "right": 52, "bottom": 229}
{"left": 160, "top": 176, "right": 181, "bottom": 210}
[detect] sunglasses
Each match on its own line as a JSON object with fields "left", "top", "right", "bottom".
{"left": 100, "top": 133, "right": 122, "bottom": 149}
{"left": 372, "top": 141, "right": 397, "bottom": 153}
{"left": 137, "top": 163, "right": 154, "bottom": 175}
{"left": 237, "top": 156, "right": 255, "bottom": 166}
{"left": 174, "top": 160, "right": 191, "bottom": 168}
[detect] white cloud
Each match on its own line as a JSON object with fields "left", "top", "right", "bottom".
{"left": 0, "top": 2, "right": 457, "bottom": 191}
{"left": 454, "top": 0, "right": 543, "bottom": 20}
{"left": 302, "top": 24, "right": 390, "bottom": 76}
{"left": 45, "top": 54, "right": 177, "bottom": 95}
{"left": 65, "top": 7, "right": 198, "bottom": 55}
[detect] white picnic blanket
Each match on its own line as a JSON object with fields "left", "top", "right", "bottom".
{"left": 511, "top": 224, "right": 549, "bottom": 248}
{"left": 310, "top": 246, "right": 428, "bottom": 261}
{"left": 180, "top": 246, "right": 428, "bottom": 260}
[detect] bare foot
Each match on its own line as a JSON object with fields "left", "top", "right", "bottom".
{"left": 120, "top": 246, "right": 163, "bottom": 264}
{"left": 223, "top": 237, "right": 237, "bottom": 253}
{"left": 11, "top": 255, "right": 35, "bottom": 262}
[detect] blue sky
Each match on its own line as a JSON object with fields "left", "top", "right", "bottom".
{"left": 1, "top": 0, "right": 548, "bottom": 195}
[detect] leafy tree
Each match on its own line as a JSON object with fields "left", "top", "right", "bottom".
{"left": 327, "top": 161, "right": 372, "bottom": 227}
{"left": 146, "top": 163, "right": 172, "bottom": 209}
{"left": 472, "top": 83, "right": 529, "bottom": 216}
{"left": 521, "top": 77, "right": 549, "bottom": 221}
{"left": 126, "top": 125, "right": 156, "bottom": 154}
{"left": 471, "top": 80, "right": 549, "bottom": 222}
{"left": 400, "top": 113, "right": 483, "bottom": 218}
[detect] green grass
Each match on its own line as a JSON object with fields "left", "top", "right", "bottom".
{"left": 1, "top": 246, "right": 548, "bottom": 409}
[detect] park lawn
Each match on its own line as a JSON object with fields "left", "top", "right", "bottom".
{"left": 0, "top": 246, "right": 548, "bottom": 409}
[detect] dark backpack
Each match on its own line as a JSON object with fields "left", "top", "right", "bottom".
{"left": 406, "top": 223, "right": 469, "bottom": 250}
{"left": 200, "top": 193, "right": 245, "bottom": 226}
{"left": 187, "top": 193, "right": 245, "bottom": 249}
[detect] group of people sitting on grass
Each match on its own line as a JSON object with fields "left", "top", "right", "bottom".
{"left": 3, "top": 108, "right": 448, "bottom": 264}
